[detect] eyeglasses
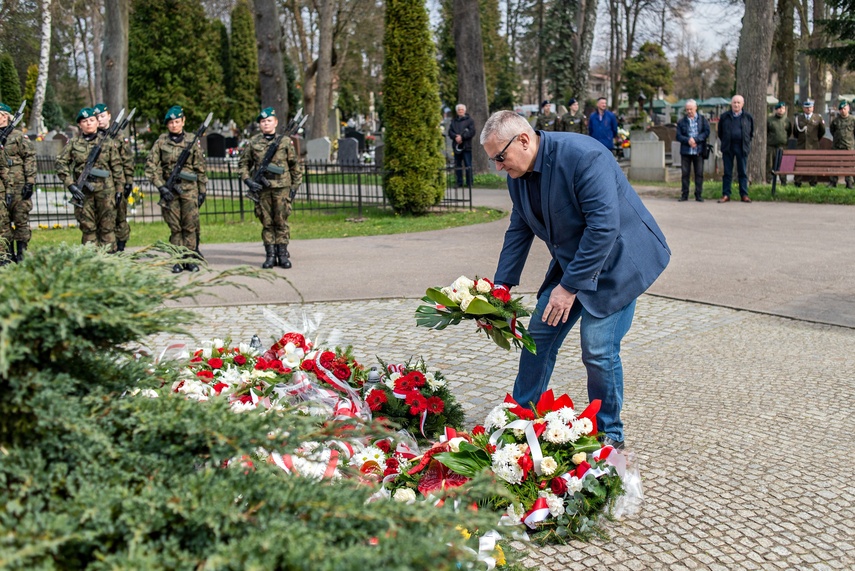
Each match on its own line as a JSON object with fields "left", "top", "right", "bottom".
{"left": 489, "top": 134, "right": 519, "bottom": 163}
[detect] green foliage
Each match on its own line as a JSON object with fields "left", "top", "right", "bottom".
{"left": 382, "top": 0, "right": 446, "bottom": 214}
{"left": 214, "top": 19, "right": 231, "bottom": 99}
{"left": 22, "top": 63, "right": 36, "bottom": 124}
{"left": 228, "top": 0, "right": 260, "bottom": 129}
{"left": 0, "top": 244, "right": 508, "bottom": 569}
{"left": 0, "top": 52, "right": 22, "bottom": 109}
{"left": 809, "top": 0, "right": 855, "bottom": 69}
{"left": 283, "top": 54, "right": 302, "bottom": 117}
{"left": 709, "top": 48, "right": 736, "bottom": 98}
{"left": 128, "top": 0, "right": 226, "bottom": 131}
{"left": 42, "top": 82, "right": 65, "bottom": 131}
{"left": 544, "top": 0, "right": 581, "bottom": 104}
{"left": 622, "top": 42, "right": 673, "bottom": 111}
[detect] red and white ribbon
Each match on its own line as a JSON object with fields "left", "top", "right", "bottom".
{"left": 521, "top": 497, "right": 551, "bottom": 528}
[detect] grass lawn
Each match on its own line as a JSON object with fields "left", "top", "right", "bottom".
{"left": 29, "top": 206, "right": 508, "bottom": 247}
{"left": 632, "top": 179, "right": 855, "bottom": 204}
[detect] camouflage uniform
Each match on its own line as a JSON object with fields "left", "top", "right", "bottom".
{"left": 766, "top": 112, "right": 792, "bottom": 184}
{"left": 829, "top": 112, "right": 855, "bottom": 188}
{"left": 1, "top": 128, "right": 36, "bottom": 260}
{"left": 238, "top": 133, "right": 302, "bottom": 251}
{"left": 55, "top": 133, "right": 124, "bottom": 250}
{"left": 145, "top": 132, "right": 207, "bottom": 251}
{"left": 558, "top": 110, "right": 588, "bottom": 134}
{"left": 0, "top": 158, "right": 11, "bottom": 263}
{"left": 793, "top": 111, "right": 826, "bottom": 186}
{"left": 535, "top": 111, "right": 559, "bottom": 132}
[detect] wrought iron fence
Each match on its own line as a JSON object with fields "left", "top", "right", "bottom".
{"left": 28, "top": 156, "right": 472, "bottom": 228}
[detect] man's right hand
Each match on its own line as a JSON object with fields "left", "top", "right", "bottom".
{"left": 244, "top": 178, "right": 263, "bottom": 193}
{"left": 68, "top": 184, "right": 85, "bottom": 204}
{"left": 158, "top": 186, "right": 174, "bottom": 203}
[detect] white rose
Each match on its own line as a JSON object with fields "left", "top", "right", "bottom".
{"left": 441, "top": 286, "right": 455, "bottom": 299}
{"left": 572, "top": 452, "right": 587, "bottom": 465}
{"left": 458, "top": 290, "right": 475, "bottom": 311}
{"left": 451, "top": 276, "right": 475, "bottom": 292}
{"left": 393, "top": 488, "right": 417, "bottom": 503}
{"left": 475, "top": 279, "right": 492, "bottom": 294}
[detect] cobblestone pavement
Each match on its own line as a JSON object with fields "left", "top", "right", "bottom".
{"left": 146, "top": 294, "right": 855, "bottom": 571}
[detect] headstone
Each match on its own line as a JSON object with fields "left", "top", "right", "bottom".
{"left": 649, "top": 125, "right": 676, "bottom": 148}
{"left": 629, "top": 139, "right": 669, "bottom": 182}
{"left": 337, "top": 137, "right": 359, "bottom": 167}
{"left": 225, "top": 136, "right": 238, "bottom": 151}
{"left": 306, "top": 137, "right": 332, "bottom": 162}
{"left": 207, "top": 133, "right": 226, "bottom": 158}
{"left": 373, "top": 142, "right": 384, "bottom": 169}
{"left": 34, "top": 139, "right": 64, "bottom": 157}
{"left": 671, "top": 141, "right": 682, "bottom": 168}
{"left": 52, "top": 132, "right": 69, "bottom": 145}
{"left": 344, "top": 127, "right": 366, "bottom": 152}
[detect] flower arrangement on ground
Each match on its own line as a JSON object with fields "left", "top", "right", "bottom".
{"left": 433, "top": 390, "right": 627, "bottom": 543}
{"left": 415, "top": 275, "right": 536, "bottom": 353}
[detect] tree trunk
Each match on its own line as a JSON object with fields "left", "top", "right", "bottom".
{"left": 453, "top": 0, "right": 490, "bottom": 175}
{"left": 254, "top": 0, "right": 288, "bottom": 121}
{"left": 102, "top": 0, "right": 129, "bottom": 115}
{"left": 775, "top": 0, "right": 795, "bottom": 119}
{"left": 572, "top": 0, "right": 598, "bottom": 101}
{"left": 77, "top": 17, "right": 95, "bottom": 104}
{"left": 91, "top": 2, "right": 104, "bottom": 104}
{"left": 311, "top": 0, "right": 334, "bottom": 140}
{"left": 29, "top": 0, "right": 52, "bottom": 133}
{"left": 736, "top": 0, "right": 776, "bottom": 184}
{"left": 809, "top": 0, "right": 827, "bottom": 115}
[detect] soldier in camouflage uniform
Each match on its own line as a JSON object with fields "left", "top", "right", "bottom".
{"left": 0, "top": 148, "right": 11, "bottom": 265}
{"left": 0, "top": 101, "right": 36, "bottom": 262}
{"left": 766, "top": 101, "right": 792, "bottom": 185}
{"left": 535, "top": 100, "right": 559, "bottom": 132}
{"left": 793, "top": 99, "right": 826, "bottom": 187}
{"left": 55, "top": 107, "right": 124, "bottom": 251}
{"left": 557, "top": 98, "right": 587, "bottom": 134}
{"left": 94, "top": 103, "right": 136, "bottom": 251}
{"left": 239, "top": 107, "right": 303, "bottom": 269}
{"left": 829, "top": 100, "right": 855, "bottom": 189}
{"left": 145, "top": 105, "right": 207, "bottom": 273}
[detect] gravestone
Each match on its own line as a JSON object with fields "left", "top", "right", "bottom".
{"left": 225, "top": 136, "right": 238, "bottom": 151}
{"left": 337, "top": 137, "right": 360, "bottom": 167}
{"left": 373, "top": 142, "right": 384, "bottom": 169}
{"left": 344, "top": 127, "right": 366, "bottom": 152}
{"left": 207, "top": 133, "right": 226, "bottom": 158}
{"left": 629, "top": 139, "right": 668, "bottom": 182}
{"left": 34, "top": 139, "right": 64, "bottom": 157}
{"left": 306, "top": 137, "right": 331, "bottom": 162}
{"left": 671, "top": 141, "right": 682, "bottom": 168}
{"left": 53, "top": 132, "right": 69, "bottom": 145}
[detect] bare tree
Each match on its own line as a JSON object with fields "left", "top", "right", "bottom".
{"left": 29, "top": 0, "right": 52, "bottom": 133}
{"left": 453, "top": 0, "right": 490, "bottom": 175}
{"left": 102, "top": 0, "right": 129, "bottom": 114}
{"left": 774, "top": 0, "right": 796, "bottom": 118}
{"left": 310, "top": 0, "right": 334, "bottom": 139}
{"left": 90, "top": 2, "right": 103, "bottom": 103}
{"left": 808, "top": 0, "right": 827, "bottom": 114}
{"left": 254, "top": 0, "right": 289, "bottom": 120}
{"left": 736, "top": 0, "right": 776, "bottom": 184}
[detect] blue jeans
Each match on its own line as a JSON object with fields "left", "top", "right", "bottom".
{"left": 721, "top": 151, "right": 749, "bottom": 197}
{"left": 453, "top": 151, "right": 472, "bottom": 187}
{"left": 513, "top": 282, "right": 637, "bottom": 443}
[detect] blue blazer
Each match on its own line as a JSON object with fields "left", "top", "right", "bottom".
{"left": 494, "top": 132, "right": 671, "bottom": 318}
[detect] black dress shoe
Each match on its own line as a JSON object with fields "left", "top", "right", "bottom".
{"left": 695, "top": 196, "right": 704, "bottom": 202}
{"left": 678, "top": 196, "right": 689, "bottom": 202}
{"left": 171, "top": 263, "right": 184, "bottom": 274}
{"left": 183, "top": 263, "right": 200, "bottom": 272}
{"left": 600, "top": 436, "right": 625, "bottom": 450}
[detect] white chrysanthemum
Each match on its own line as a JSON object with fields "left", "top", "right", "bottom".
{"left": 384, "top": 371, "right": 401, "bottom": 390}
{"left": 475, "top": 279, "right": 492, "bottom": 294}
{"left": 512, "top": 428, "right": 526, "bottom": 439}
{"left": 557, "top": 407, "right": 577, "bottom": 423}
{"left": 425, "top": 372, "right": 446, "bottom": 390}
{"left": 451, "top": 275, "right": 475, "bottom": 292}
{"left": 350, "top": 445, "right": 387, "bottom": 471}
{"left": 543, "top": 411, "right": 563, "bottom": 424}
{"left": 573, "top": 417, "right": 593, "bottom": 435}
{"left": 544, "top": 423, "right": 573, "bottom": 444}
{"left": 393, "top": 488, "right": 417, "bottom": 503}
{"left": 484, "top": 406, "right": 510, "bottom": 431}
{"left": 219, "top": 366, "right": 244, "bottom": 384}
{"left": 505, "top": 503, "right": 525, "bottom": 521}
{"left": 251, "top": 369, "right": 277, "bottom": 379}
{"left": 292, "top": 449, "right": 342, "bottom": 480}
{"left": 491, "top": 446, "right": 524, "bottom": 484}
{"left": 230, "top": 400, "right": 256, "bottom": 413}
{"left": 280, "top": 342, "right": 305, "bottom": 368}
{"left": 541, "top": 491, "right": 566, "bottom": 517}
{"left": 566, "top": 476, "right": 584, "bottom": 494}
{"left": 540, "top": 456, "right": 558, "bottom": 476}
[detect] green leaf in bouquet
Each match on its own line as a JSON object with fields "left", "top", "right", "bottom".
{"left": 433, "top": 446, "right": 491, "bottom": 478}
{"left": 424, "top": 287, "right": 460, "bottom": 309}
{"left": 414, "top": 305, "right": 463, "bottom": 330}
{"left": 571, "top": 435, "right": 603, "bottom": 454}
{"left": 485, "top": 325, "right": 512, "bottom": 350}
{"left": 463, "top": 296, "right": 499, "bottom": 316}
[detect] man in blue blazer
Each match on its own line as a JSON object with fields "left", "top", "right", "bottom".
{"left": 481, "top": 110, "right": 671, "bottom": 448}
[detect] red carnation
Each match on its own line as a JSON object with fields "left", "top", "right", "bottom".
{"left": 366, "top": 390, "right": 388, "bottom": 411}
{"left": 375, "top": 439, "right": 392, "bottom": 453}
{"left": 408, "top": 371, "right": 426, "bottom": 387}
{"left": 208, "top": 358, "right": 223, "bottom": 369}
{"left": 212, "top": 382, "right": 228, "bottom": 395}
{"left": 406, "top": 392, "right": 428, "bottom": 415}
{"left": 491, "top": 287, "right": 511, "bottom": 303}
{"left": 319, "top": 351, "right": 336, "bottom": 369}
{"left": 233, "top": 354, "right": 247, "bottom": 366}
{"left": 472, "top": 425, "right": 486, "bottom": 436}
{"left": 426, "top": 396, "right": 445, "bottom": 414}
{"left": 550, "top": 477, "right": 569, "bottom": 496}
{"left": 196, "top": 370, "right": 214, "bottom": 382}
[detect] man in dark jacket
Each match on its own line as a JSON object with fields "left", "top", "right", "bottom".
{"left": 717, "top": 94, "right": 754, "bottom": 203}
{"left": 675, "top": 99, "right": 710, "bottom": 202}
{"left": 448, "top": 103, "right": 476, "bottom": 188}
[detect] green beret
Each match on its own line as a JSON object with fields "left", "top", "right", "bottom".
{"left": 0, "top": 102, "right": 11, "bottom": 114}
{"left": 839, "top": 100, "right": 849, "bottom": 110}
{"left": 257, "top": 107, "right": 277, "bottom": 121}
{"left": 164, "top": 105, "right": 184, "bottom": 124}
{"left": 774, "top": 101, "right": 786, "bottom": 110}
{"left": 76, "top": 107, "right": 95, "bottom": 122}
{"left": 93, "top": 103, "right": 108, "bottom": 115}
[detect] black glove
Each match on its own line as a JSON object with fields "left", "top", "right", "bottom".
{"left": 244, "top": 178, "right": 263, "bottom": 193}
{"left": 158, "top": 186, "right": 174, "bottom": 203}
{"left": 197, "top": 193, "right": 206, "bottom": 207}
{"left": 4, "top": 194, "right": 11, "bottom": 209}
{"left": 68, "top": 184, "right": 85, "bottom": 205}
{"left": 21, "top": 182, "right": 34, "bottom": 201}
{"left": 123, "top": 183, "right": 133, "bottom": 199}
{"left": 115, "top": 191, "right": 123, "bottom": 208}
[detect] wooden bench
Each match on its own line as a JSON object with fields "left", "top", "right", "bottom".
{"left": 772, "top": 149, "right": 855, "bottom": 196}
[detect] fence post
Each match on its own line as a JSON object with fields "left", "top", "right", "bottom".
{"left": 357, "top": 166, "right": 363, "bottom": 219}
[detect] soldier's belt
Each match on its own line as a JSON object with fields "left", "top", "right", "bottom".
{"left": 265, "top": 164, "right": 285, "bottom": 175}
{"left": 89, "top": 168, "right": 110, "bottom": 178}
{"left": 178, "top": 171, "right": 198, "bottom": 182}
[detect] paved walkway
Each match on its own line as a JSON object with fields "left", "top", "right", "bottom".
{"left": 148, "top": 186, "right": 855, "bottom": 570}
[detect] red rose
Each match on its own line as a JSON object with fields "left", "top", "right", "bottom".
{"left": 319, "top": 351, "right": 336, "bottom": 369}
{"left": 385, "top": 457, "right": 399, "bottom": 471}
{"left": 426, "top": 396, "right": 445, "bottom": 414}
{"left": 472, "top": 425, "right": 486, "bottom": 435}
{"left": 491, "top": 287, "right": 511, "bottom": 303}
{"left": 237, "top": 394, "right": 252, "bottom": 404}
{"left": 212, "top": 382, "right": 228, "bottom": 395}
{"left": 208, "top": 358, "right": 223, "bottom": 369}
{"left": 267, "top": 359, "right": 284, "bottom": 371}
{"left": 375, "top": 439, "right": 392, "bottom": 453}
{"left": 233, "top": 354, "right": 247, "bottom": 366}
{"left": 301, "top": 360, "right": 315, "bottom": 372}
{"left": 408, "top": 371, "right": 426, "bottom": 387}
{"left": 550, "top": 477, "right": 569, "bottom": 496}
{"left": 333, "top": 363, "right": 351, "bottom": 380}
{"left": 255, "top": 358, "right": 269, "bottom": 370}
{"left": 196, "top": 370, "right": 214, "bottom": 382}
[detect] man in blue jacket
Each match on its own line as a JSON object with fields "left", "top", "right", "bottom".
{"left": 588, "top": 97, "right": 618, "bottom": 151}
{"left": 481, "top": 110, "right": 671, "bottom": 449}
{"left": 675, "top": 99, "right": 711, "bottom": 202}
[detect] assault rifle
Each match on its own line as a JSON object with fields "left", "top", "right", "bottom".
{"left": 245, "top": 108, "right": 308, "bottom": 204}
{"left": 67, "top": 108, "right": 125, "bottom": 208}
{"left": 159, "top": 112, "right": 213, "bottom": 204}
{"left": 0, "top": 100, "right": 27, "bottom": 149}
{"left": 103, "top": 108, "right": 136, "bottom": 207}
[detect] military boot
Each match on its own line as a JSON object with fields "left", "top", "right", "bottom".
{"left": 276, "top": 244, "right": 292, "bottom": 269}
{"left": 262, "top": 244, "right": 276, "bottom": 269}
{"left": 15, "top": 241, "right": 26, "bottom": 262}
{"left": 116, "top": 240, "right": 126, "bottom": 252}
